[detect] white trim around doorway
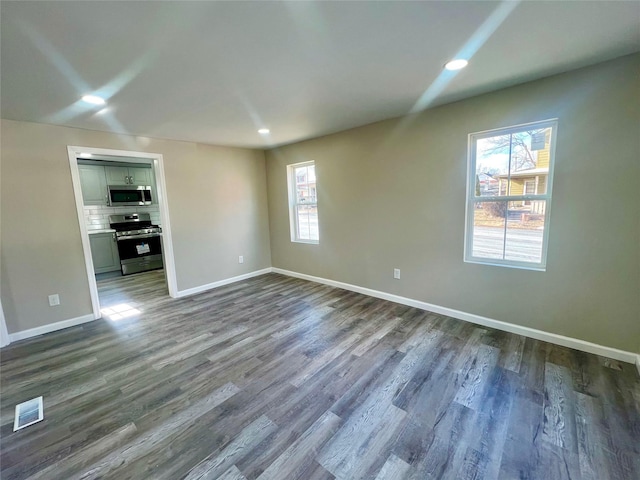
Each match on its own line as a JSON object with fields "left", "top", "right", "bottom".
{"left": 67, "top": 146, "right": 178, "bottom": 322}
{"left": 0, "top": 299, "right": 10, "bottom": 347}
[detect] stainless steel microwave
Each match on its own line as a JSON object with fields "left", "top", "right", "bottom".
{"left": 108, "top": 185, "right": 153, "bottom": 206}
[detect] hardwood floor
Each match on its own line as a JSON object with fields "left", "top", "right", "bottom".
{"left": 1, "top": 271, "right": 638, "bottom": 479}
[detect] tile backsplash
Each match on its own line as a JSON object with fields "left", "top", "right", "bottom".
{"left": 84, "top": 205, "right": 161, "bottom": 230}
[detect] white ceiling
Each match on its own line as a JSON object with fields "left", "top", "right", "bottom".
{"left": 2, "top": 1, "right": 639, "bottom": 148}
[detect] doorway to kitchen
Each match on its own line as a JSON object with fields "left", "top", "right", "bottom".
{"left": 67, "top": 146, "right": 177, "bottom": 322}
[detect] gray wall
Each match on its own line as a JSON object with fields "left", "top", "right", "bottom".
{"left": 266, "top": 54, "right": 640, "bottom": 353}
{"left": 2, "top": 54, "right": 638, "bottom": 354}
{"left": 1, "top": 120, "right": 271, "bottom": 333}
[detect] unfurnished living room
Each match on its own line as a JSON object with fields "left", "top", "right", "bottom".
{"left": 1, "top": 1, "right": 639, "bottom": 479}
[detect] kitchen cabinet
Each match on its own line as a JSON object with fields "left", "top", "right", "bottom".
{"left": 78, "top": 165, "right": 108, "bottom": 205}
{"left": 89, "top": 232, "right": 121, "bottom": 274}
{"left": 78, "top": 162, "right": 157, "bottom": 206}
{"left": 130, "top": 167, "right": 153, "bottom": 186}
{"left": 105, "top": 165, "right": 152, "bottom": 186}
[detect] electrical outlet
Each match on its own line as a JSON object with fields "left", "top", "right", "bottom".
{"left": 238, "top": 255, "right": 244, "bottom": 264}
{"left": 393, "top": 268, "right": 401, "bottom": 280}
{"left": 48, "top": 294, "right": 60, "bottom": 306}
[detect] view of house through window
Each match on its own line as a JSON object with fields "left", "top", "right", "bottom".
{"left": 288, "top": 161, "right": 319, "bottom": 243}
{"left": 466, "top": 120, "right": 557, "bottom": 269}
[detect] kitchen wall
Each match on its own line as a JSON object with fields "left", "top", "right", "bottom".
{"left": 265, "top": 54, "right": 640, "bottom": 353}
{"left": 1, "top": 120, "right": 271, "bottom": 334}
{"left": 84, "top": 205, "right": 161, "bottom": 231}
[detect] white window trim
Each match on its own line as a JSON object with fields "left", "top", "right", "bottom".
{"left": 464, "top": 119, "right": 558, "bottom": 271}
{"left": 287, "top": 160, "right": 319, "bottom": 244}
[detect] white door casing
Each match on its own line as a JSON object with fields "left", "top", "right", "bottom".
{"left": 67, "top": 146, "right": 178, "bottom": 320}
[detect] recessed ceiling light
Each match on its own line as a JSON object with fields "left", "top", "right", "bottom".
{"left": 258, "top": 128, "right": 270, "bottom": 135}
{"left": 82, "top": 94, "right": 106, "bottom": 105}
{"left": 79, "top": 153, "right": 92, "bottom": 158}
{"left": 444, "top": 59, "right": 468, "bottom": 71}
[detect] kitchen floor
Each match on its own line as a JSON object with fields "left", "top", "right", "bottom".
{"left": 97, "top": 268, "right": 168, "bottom": 318}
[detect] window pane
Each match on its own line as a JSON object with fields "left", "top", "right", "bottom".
{"left": 296, "top": 205, "right": 318, "bottom": 241}
{"left": 509, "top": 130, "right": 537, "bottom": 173}
{"left": 472, "top": 202, "right": 506, "bottom": 259}
{"left": 475, "top": 135, "right": 510, "bottom": 197}
{"left": 507, "top": 128, "right": 551, "bottom": 196}
{"left": 297, "top": 185, "right": 310, "bottom": 203}
{"left": 472, "top": 201, "right": 546, "bottom": 263}
{"left": 476, "top": 127, "right": 552, "bottom": 198}
{"left": 307, "top": 165, "right": 316, "bottom": 183}
{"left": 295, "top": 166, "right": 307, "bottom": 184}
{"left": 295, "top": 165, "right": 317, "bottom": 204}
{"left": 504, "top": 201, "right": 546, "bottom": 263}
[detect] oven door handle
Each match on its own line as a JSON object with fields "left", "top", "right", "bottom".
{"left": 117, "top": 233, "right": 161, "bottom": 241}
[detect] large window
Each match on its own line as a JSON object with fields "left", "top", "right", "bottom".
{"left": 465, "top": 119, "right": 557, "bottom": 270}
{"left": 287, "top": 161, "right": 319, "bottom": 243}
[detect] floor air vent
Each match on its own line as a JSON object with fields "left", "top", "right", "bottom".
{"left": 13, "top": 396, "right": 44, "bottom": 431}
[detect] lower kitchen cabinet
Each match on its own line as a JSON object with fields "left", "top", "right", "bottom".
{"left": 89, "top": 232, "right": 121, "bottom": 274}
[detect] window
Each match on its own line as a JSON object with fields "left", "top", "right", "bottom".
{"left": 523, "top": 180, "right": 536, "bottom": 206}
{"left": 287, "top": 161, "right": 319, "bottom": 243}
{"left": 465, "top": 119, "right": 557, "bottom": 270}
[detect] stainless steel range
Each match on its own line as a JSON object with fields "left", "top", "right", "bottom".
{"left": 109, "top": 213, "right": 163, "bottom": 275}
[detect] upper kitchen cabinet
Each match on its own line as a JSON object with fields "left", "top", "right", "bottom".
{"left": 104, "top": 166, "right": 128, "bottom": 185}
{"left": 78, "top": 164, "right": 108, "bottom": 205}
{"left": 129, "top": 166, "right": 152, "bottom": 186}
{"left": 105, "top": 165, "right": 152, "bottom": 186}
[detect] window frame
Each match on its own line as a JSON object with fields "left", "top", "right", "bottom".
{"left": 464, "top": 119, "right": 558, "bottom": 271}
{"left": 287, "top": 160, "right": 319, "bottom": 244}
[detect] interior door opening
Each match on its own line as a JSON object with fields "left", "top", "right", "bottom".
{"left": 68, "top": 146, "right": 177, "bottom": 324}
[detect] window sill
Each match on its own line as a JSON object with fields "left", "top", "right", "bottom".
{"left": 464, "top": 258, "right": 546, "bottom": 272}
{"left": 291, "top": 239, "right": 319, "bottom": 245}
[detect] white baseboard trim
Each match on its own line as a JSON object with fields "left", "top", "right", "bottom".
{"left": 5, "top": 268, "right": 272, "bottom": 344}
{"left": 636, "top": 356, "right": 640, "bottom": 376}
{"left": 272, "top": 268, "right": 639, "bottom": 365}
{"left": 8, "top": 314, "right": 96, "bottom": 343}
{"left": 175, "top": 268, "right": 273, "bottom": 298}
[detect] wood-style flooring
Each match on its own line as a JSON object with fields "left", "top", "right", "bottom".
{"left": 1, "top": 270, "right": 639, "bottom": 479}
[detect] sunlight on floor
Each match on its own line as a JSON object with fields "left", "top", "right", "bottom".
{"left": 100, "top": 303, "right": 142, "bottom": 321}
